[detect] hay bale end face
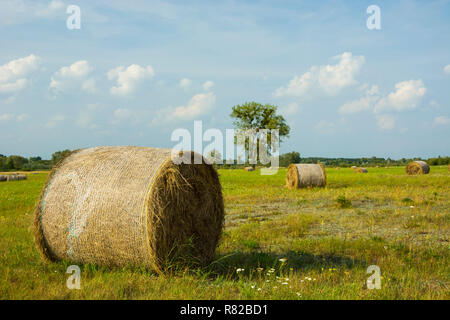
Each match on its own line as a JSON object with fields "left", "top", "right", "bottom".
{"left": 244, "top": 167, "right": 255, "bottom": 171}
{"left": 286, "top": 164, "right": 326, "bottom": 189}
{"left": 406, "top": 161, "right": 430, "bottom": 175}
{"left": 34, "top": 146, "right": 224, "bottom": 272}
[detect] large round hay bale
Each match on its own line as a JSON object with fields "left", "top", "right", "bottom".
{"left": 0, "top": 175, "right": 7, "bottom": 182}
{"left": 406, "top": 161, "right": 430, "bottom": 175}
{"left": 354, "top": 167, "right": 368, "bottom": 173}
{"left": 286, "top": 164, "right": 326, "bottom": 189}
{"left": 33, "top": 146, "right": 224, "bottom": 272}
{"left": 17, "top": 174, "right": 27, "bottom": 180}
{"left": 244, "top": 166, "right": 255, "bottom": 172}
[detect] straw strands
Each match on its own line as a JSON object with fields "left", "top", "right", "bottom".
{"left": 33, "top": 146, "right": 224, "bottom": 272}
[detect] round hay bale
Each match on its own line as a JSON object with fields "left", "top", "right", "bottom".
{"left": 406, "top": 161, "right": 430, "bottom": 175}
{"left": 0, "top": 175, "right": 7, "bottom": 182}
{"left": 354, "top": 167, "right": 368, "bottom": 173}
{"left": 33, "top": 146, "right": 224, "bottom": 272}
{"left": 7, "top": 174, "right": 18, "bottom": 181}
{"left": 286, "top": 164, "right": 326, "bottom": 189}
{"left": 17, "top": 174, "right": 27, "bottom": 180}
{"left": 244, "top": 167, "right": 255, "bottom": 171}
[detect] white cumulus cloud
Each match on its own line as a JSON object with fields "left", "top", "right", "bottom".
{"left": 339, "top": 85, "right": 380, "bottom": 114}
{"left": 274, "top": 70, "right": 314, "bottom": 97}
{"left": 318, "top": 52, "right": 365, "bottom": 94}
{"left": 0, "top": 54, "right": 40, "bottom": 94}
{"left": 374, "top": 79, "right": 426, "bottom": 113}
{"left": 108, "top": 64, "right": 154, "bottom": 96}
{"left": 274, "top": 52, "right": 364, "bottom": 97}
{"left": 173, "top": 92, "right": 216, "bottom": 119}
{"left": 49, "top": 60, "right": 95, "bottom": 94}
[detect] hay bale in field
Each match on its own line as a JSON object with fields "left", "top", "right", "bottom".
{"left": 286, "top": 164, "right": 326, "bottom": 189}
{"left": 33, "top": 146, "right": 224, "bottom": 272}
{"left": 244, "top": 166, "right": 255, "bottom": 171}
{"left": 17, "top": 174, "right": 27, "bottom": 180}
{"left": 7, "top": 174, "right": 19, "bottom": 181}
{"left": 354, "top": 167, "right": 368, "bottom": 173}
{"left": 0, "top": 175, "right": 7, "bottom": 182}
{"left": 406, "top": 161, "right": 430, "bottom": 175}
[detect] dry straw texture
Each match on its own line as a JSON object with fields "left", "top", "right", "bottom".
{"left": 406, "top": 161, "right": 430, "bottom": 175}
{"left": 286, "top": 164, "right": 326, "bottom": 189}
{"left": 33, "top": 146, "right": 224, "bottom": 273}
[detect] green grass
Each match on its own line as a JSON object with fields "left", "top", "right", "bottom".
{"left": 0, "top": 166, "right": 449, "bottom": 299}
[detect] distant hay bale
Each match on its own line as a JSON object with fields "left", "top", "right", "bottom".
{"left": 351, "top": 166, "right": 357, "bottom": 169}
{"left": 4, "top": 173, "right": 26, "bottom": 181}
{"left": 244, "top": 167, "right": 255, "bottom": 171}
{"left": 406, "top": 161, "right": 430, "bottom": 175}
{"left": 7, "top": 174, "right": 18, "bottom": 181}
{"left": 0, "top": 175, "right": 6, "bottom": 182}
{"left": 34, "top": 146, "right": 224, "bottom": 272}
{"left": 286, "top": 164, "right": 326, "bottom": 189}
{"left": 354, "top": 167, "right": 368, "bottom": 173}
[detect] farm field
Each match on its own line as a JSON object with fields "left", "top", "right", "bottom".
{"left": 0, "top": 166, "right": 449, "bottom": 299}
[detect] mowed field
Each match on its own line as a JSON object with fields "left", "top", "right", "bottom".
{"left": 0, "top": 167, "right": 449, "bottom": 299}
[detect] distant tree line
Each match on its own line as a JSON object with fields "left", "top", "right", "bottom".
{"left": 0, "top": 150, "right": 71, "bottom": 171}
{"left": 0, "top": 149, "right": 448, "bottom": 171}
{"left": 276, "top": 153, "right": 450, "bottom": 168}
{"left": 221, "top": 152, "right": 450, "bottom": 168}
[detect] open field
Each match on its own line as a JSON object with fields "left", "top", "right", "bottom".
{"left": 0, "top": 166, "right": 449, "bottom": 299}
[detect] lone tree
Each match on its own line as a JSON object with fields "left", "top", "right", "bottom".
{"left": 230, "top": 102, "right": 290, "bottom": 165}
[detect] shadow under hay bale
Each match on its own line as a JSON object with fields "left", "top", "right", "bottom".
{"left": 244, "top": 167, "right": 255, "bottom": 171}
{"left": 33, "top": 146, "right": 224, "bottom": 273}
{"left": 286, "top": 164, "right": 326, "bottom": 189}
{"left": 353, "top": 167, "right": 368, "bottom": 173}
{"left": 406, "top": 161, "right": 430, "bottom": 175}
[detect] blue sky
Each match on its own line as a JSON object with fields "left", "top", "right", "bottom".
{"left": 0, "top": 0, "right": 449, "bottom": 159}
